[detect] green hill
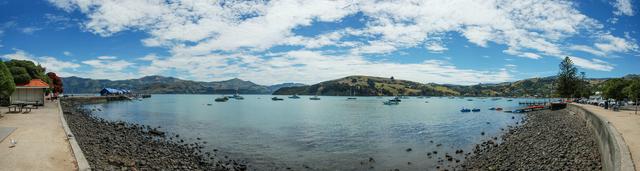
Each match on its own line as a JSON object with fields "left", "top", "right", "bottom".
{"left": 273, "top": 75, "right": 629, "bottom": 97}
{"left": 273, "top": 75, "right": 459, "bottom": 96}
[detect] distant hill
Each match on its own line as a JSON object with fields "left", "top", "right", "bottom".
{"left": 62, "top": 75, "right": 272, "bottom": 94}
{"left": 441, "top": 77, "right": 558, "bottom": 97}
{"left": 267, "top": 83, "right": 306, "bottom": 92}
{"left": 273, "top": 75, "right": 459, "bottom": 96}
{"left": 62, "top": 74, "right": 637, "bottom": 96}
{"left": 273, "top": 75, "right": 635, "bottom": 97}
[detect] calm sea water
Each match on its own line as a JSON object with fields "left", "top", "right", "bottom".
{"left": 85, "top": 95, "right": 529, "bottom": 170}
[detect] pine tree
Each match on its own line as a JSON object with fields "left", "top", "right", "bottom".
{"left": 555, "top": 57, "right": 579, "bottom": 98}
{"left": 0, "top": 61, "right": 16, "bottom": 99}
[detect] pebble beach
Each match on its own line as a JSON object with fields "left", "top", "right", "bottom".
{"left": 61, "top": 100, "right": 247, "bottom": 170}
{"left": 462, "top": 109, "right": 602, "bottom": 170}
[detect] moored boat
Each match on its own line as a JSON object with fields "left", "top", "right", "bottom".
{"left": 215, "top": 96, "right": 229, "bottom": 102}
{"left": 309, "top": 96, "right": 321, "bottom": 100}
{"left": 472, "top": 108, "right": 481, "bottom": 112}
{"left": 272, "top": 97, "right": 284, "bottom": 101}
{"left": 383, "top": 100, "right": 399, "bottom": 105}
{"left": 460, "top": 108, "right": 471, "bottom": 112}
{"left": 229, "top": 93, "right": 244, "bottom": 100}
{"left": 288, "top": 94, "right": 300, "bottom": 99}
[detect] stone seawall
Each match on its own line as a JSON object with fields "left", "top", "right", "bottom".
{"left": 62, "top": 96, "right": 129, "bottom": 104}
{"left": 567, "top": 104, "right": 635, "bottom": 171}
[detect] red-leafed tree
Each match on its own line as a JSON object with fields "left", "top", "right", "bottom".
{"left": 47, "top": 72, "right": 63, "bottom": 95}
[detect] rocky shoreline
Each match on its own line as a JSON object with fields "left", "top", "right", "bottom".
{"left": 61, "top": 100, "right": 247, "bottom": 170}
{"left": 461, "top": 109, "right": 602, "bottom": 170}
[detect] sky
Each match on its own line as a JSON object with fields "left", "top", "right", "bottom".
{"left": 0, "top": 0, "right": 638, "bottom": 85}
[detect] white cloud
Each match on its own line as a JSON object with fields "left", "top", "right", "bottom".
{"left": 44, "top": 13, "right": 78, "bottom": 30}
{"left": 0, "top": 49, "right": 137, "bottom": 80}
{"left": 97, "top": 56, "right": 118, "bottom": 60}
{"left": 568, "top": 34, "right": 638, "bottom": 58}
{"left": 82, "top": 58, "right": 133, "bottom": 71}
{"left": 48, "top": 0, "right": 605, "bottom": 57}
{"left": 21, "top": 27, "right": 42, "bottom": 35}
{"left": 63, "top": 51, "right": 72, "bottom": 56}
{"left": 612, "top": 0, "right": 634, "bottom": 16}
{"left": 568, "top": 56, "right": 614, "bottom": 71}
{"left": 425, "top": 42, "right": 448, "bottom": 53}
{"left": 46, "top": 0, "right": 638, "bottom": 81}
{"left": 138, "top": 50, "right": 512, "bottom": 85}
{"left": 0, "top": 49, "right": 80, "bottom": 74}
{"left": 569, "top": 45, "right": 606, "bottom": 56}
{"left": 351, "top": 41, "right": 398, "bottom": 54}
{"left": 503, "top": 48, "right": 542, "bottom": 59}
{"left": 138, "top": 54, "right": 158, "bottom": 61}
{"left": 594, "top": 34, "right": 638, "bottom": 54}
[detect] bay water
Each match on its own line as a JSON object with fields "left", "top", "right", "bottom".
{"left": 85, "top": 94, "right": 528, "bottom": 170}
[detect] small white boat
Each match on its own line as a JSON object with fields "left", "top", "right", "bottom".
{"left": 383, "top": 100, "right": 399, "bottom": 105}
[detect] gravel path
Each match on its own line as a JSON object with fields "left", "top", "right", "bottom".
{"left": 61, "top": 100, "right": 247, "bottom": 171}
{"left": 462, "top": 109, "right": 602, "bottom": 170}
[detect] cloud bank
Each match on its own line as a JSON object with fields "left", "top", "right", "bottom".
{"left": 39, "top": 0, "right": 638, "bottom": 84}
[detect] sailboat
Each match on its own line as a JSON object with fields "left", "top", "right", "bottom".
{"left": 310, "top": 90, "right": 321, "bottom": 100}
{"left": 346, "top": 87, "right": 357, "bottom": 100}
{"left": 229, "top": 89, "right": 244, "bottom": 100}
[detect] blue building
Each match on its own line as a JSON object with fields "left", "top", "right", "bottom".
{"left": 99, "top": 88, "right": 131, "bottom": 96}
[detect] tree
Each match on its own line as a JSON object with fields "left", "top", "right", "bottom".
{"left": 4, "top": 59, "right": 50, "bottom": 84}
{"left": 602, "top": 78, "right": 629, "bottom": 101}
{"left": 0, "top": 62, "right": 16, "bottom": 98}
{"left": 623, "top": 79, "right": 640, "bottom": 102}
{"left": 47, "top": 72, "right": 64, "bottom": 94}
{"left": 574, "top": 72, "right": 591, "bottom": 98}
{"left": 555, "top": 57, "right": 579, "bottom": 98}
{"left": 10, "top": 67, "right": 31, "bottom": 84}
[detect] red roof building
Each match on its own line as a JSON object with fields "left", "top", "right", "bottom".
{"left": 15, "top": 79, "right": 50, "bottom": 88}
{"left": 11, "top": 79, "right": 50, "bottom": 105}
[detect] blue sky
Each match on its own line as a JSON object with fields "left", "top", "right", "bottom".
{"left": 0, "top": 0, "right": 638, "bottom": 85}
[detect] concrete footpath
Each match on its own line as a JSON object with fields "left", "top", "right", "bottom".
{"left": 576, "top": 104, "right": 640, "bottom": 171}
{"left": 0, "top": 101, "right": 76, "bottom": 171}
